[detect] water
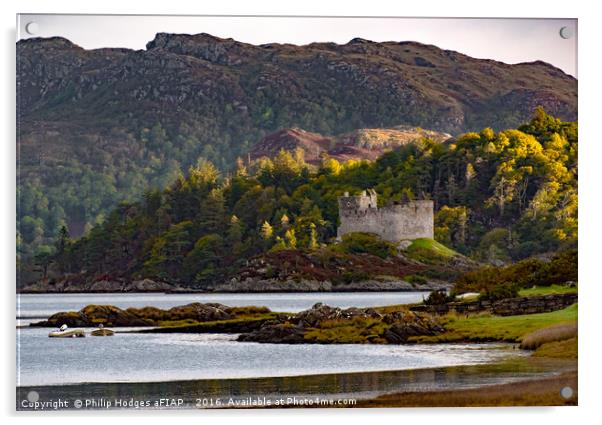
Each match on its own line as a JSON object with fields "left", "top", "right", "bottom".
{"left": 17, "top": 327, "right": 518, "bottom": 387}
{"left": 17, "top": 292, "right": 431, "bottom": 323}
{"left": 16, "top": 292, "right": 520, "bottom": 389}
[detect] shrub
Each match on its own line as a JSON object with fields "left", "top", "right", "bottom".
{"left": 264, "top": 266, "right": 276, "bottom": 278}
{"left": 424, "top": 290, "right": 455, "bottom": 305}
{"left": 454, "top": 250, "right": 577, "bottom": 295}
{"left": 529, "top": 250, "right": 577, "bottom": 287}
{"left": 405, "top": 274, "right": 428, "bottom": 285}
{"left": 478, "top": 283, "right": 519, "bottom": 302}
{"left": 454, "top": 266, "right": 501, "bottom": 293}
{"left": 340, "top": 271, "right": 371, "bottom": 284}
{"left": 335, "top": 232, "right": 397, "bottom": 259}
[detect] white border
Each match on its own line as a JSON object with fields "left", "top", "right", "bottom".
{"left": 2, "top": 1, "right": 600, "bottom": 424}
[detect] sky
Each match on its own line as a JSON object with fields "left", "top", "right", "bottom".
{"left": 17, "top": 15, "right": 577, "bottom": 77}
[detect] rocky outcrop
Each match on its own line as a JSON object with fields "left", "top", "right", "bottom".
{"left": 212, "top": 277, "right": 451, "bottom": 293}
{"left": 30, "top": 302, "right": 237, "bottom": 327}
{"left": 410, "top": 293, "right": 578, "bottom": 316}
{"left": 210, "top": 248, "right": 454, "bottom": 293}
{"left": 237, "top": 323, "right": 306, "bottom": 344}
{"left": 294, "top": 303, "right": 383, "bottom": 327}
{"left": 237, "top": 303, "right": 444, "bottom": 344}
{"left": 382, "top": 311, "right": 444, "bottom": 343}
{"left": 31, "top": 305, "right": 152, "bottom": 327}
{"left": 249, "top": 126, "right": 451, "bottom": 166}
{"left": 19, "top": 277, "right": 182, "bottom": 293}
{"left": 126, "top": 303, "right": 231, "bottom": 322}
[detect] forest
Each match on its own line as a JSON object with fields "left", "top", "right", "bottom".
{"left": 21, "top": 108, "right": 577, "bottom": 288}
{"left": 17, "top": 35, "right": 577, "bottom": 260}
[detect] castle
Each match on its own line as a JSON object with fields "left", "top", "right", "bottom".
{"left": 337, "top": 189, "right": 434, "bottom": 243}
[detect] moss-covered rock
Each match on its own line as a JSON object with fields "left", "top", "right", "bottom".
{"left": 32, "top": 305, "right": 152, "bottom": 327}
{"left": 382, "top": 311, "right": 444, "bottom": 343}
{"left": 238, "top": 322, "right": 305, "bottom": 344}
{"left": 126, "top": 303, "right": 231, "bottom": 322}
{"left": 31, "top": 302, "right": 272, "bottom": 327}
{"left": 237, "top": 303, "right": 444, "bottom": 344}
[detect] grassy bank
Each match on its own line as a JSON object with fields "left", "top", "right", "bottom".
{"left": 406, "top": 238, "right": 459, "bottom": 259}
{"left": 519, "top": 284, "right": 578, "bottom": 297}
{"left": 410, "top": 303, "right": 577, "bottom": 343}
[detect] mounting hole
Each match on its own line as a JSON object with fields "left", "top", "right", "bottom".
{"left": 25, "top": 22, "right": 39, "bottom": 35}
{"left": 560, "top": 386, "right": 574, "bottom": 399}
{"left": 559, "top": 26, "right": 574, "bottom": 39}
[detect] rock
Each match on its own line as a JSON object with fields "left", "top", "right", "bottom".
{"left": 212, "top": 277, "right": 333, "bottom": 292}
{"left": 166, "top": 303, "right": 231, "bottom": 321}
{"left": 382, "top": 312, "right": 444, "bottom": 343}
{"left": 32, "top": 305, "right": 152, "bottom": 327}
{"left": 31, "top": 302, "right": 235, "bottom": 327}
{"left": 236, "top": 303, "right": 442, "bottom": 345}
{"left": 410, "top": 293, "right": 578, "bottom": 317}
{"left": 125, "top": 302, "right": 231, "bottom": 322}
{"left": 88, "top": 280, "right": 124, "bottom": 292}
{"left": 294, "top": 303, "right": 381, "bottom": 327}
{"left": 210, "top": 276, "right": 451, "bottom": 293}
{"left": 19, "top": 276, "right": 183, "bottom": 293}
{"left": 237, "top": 323, "right": 305, "bottom": 344}
{"left": 129, "top": 279, "right": 175, "bottom": 292}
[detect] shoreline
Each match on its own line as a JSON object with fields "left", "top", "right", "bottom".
{"left": 17, "top": 277, "right": 452, "bottom": 294}
{"left": 357, "top": 371, "right": 578, "bottom": 407}
{"left": 16, "top": 287, "right": 441, "bottom": 295}
{"left": 17, "top": 357, "right": 576, "bottom": 410}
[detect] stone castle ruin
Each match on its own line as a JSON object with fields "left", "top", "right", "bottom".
{"left": 337, "top": 189, "right": 434, "bottom": 243}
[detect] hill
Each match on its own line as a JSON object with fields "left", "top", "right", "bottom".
{"left": 16, "top": 33, "right": 577, "bottom": 256}
{"left": 250, "top": 126, "right": 451, "bottom": 165}
{"left": 18, "top": 111, "right": 577, "bottom": 290}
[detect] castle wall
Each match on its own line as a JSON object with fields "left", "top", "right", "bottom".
{"left": 337, "top": 198, "right": 434, "bottom": 243}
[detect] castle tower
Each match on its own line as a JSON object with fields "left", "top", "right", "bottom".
{"left": 337, "top": 189, "right": 434, "bottom": 243}
{"left": 338, "top": 190, "right": 377, "bottom": 216}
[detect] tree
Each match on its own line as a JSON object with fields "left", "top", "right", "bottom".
{"left": 308, "top": 223, "right": 318, "bottom": 249}
{"left": 34, "top": 246, "right": 53, "bottom": 279}
{"left": 284, "top": 229, "right": 297, "bottom": 248}
{"left": 143, "top": 221, "right": 195, "bottom": 280}
{"left": 321, "top": 157, "right": 342, "bottom": 176}
{"left": 435, "top": 206, "right": 468, "bottom": 249}
{"left": 198, "top": 188, "right": 226, "bottom": 234}
{"left": 55, "top": 225, "right": 71, "bottom": 254}
{"left": 261, "top": 221, "right": 273, "bottom": 240}
{"left": 183, "top": 234, "right": 224, "bottom": 286}
{"left": 226, "top": 215, "right": 244, "bottom": 258}
{"left": 280, "top": 213, "right": 290, "bottom": 230}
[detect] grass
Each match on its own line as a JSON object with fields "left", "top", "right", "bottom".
{"left": 356, "top": 371, "right": 577, "bottom": 407}
{"left": 406, "top": 238, "right": 459, "bottom": 258}
{"left": 410, "top": 303, "right": 577, "bottom": 343}
{"left": 520, "top": 323, "right": 578, "bottom": 350}
{"left": 303, "top": 318, "right": 389, "bottom": 344}
{"left": 519, "top": 284, "right": 578, "bottom": 297}
{"left": 534, "top": 337, "right": 578, "bottom": 359}
{"left": 137, "top": 313, "right": 282, "bottom": 333}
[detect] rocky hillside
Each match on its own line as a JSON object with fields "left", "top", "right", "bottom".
{"left": 250, "top": 126, "right": 451, "bottom": 165}
{"left": 16, "top": 33, "right": 577, "bottom": 256}
{"left": 18, "top": 33, "right": 577, "bottom": 138}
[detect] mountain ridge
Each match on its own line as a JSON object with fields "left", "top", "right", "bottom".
{"left": 16, "top": 33, "right": 577, "bottom": 256}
